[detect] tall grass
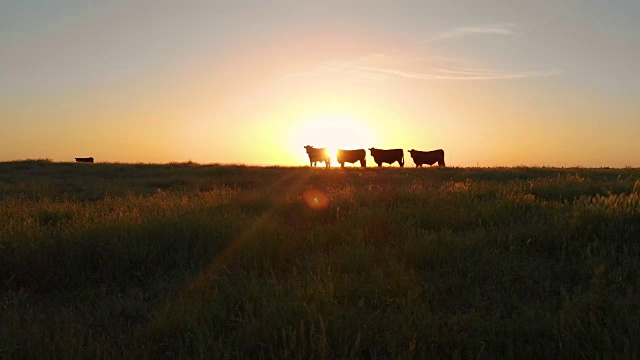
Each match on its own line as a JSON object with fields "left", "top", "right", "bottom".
{"left": 1, "top": 162, "right": 639, "bottom": 358}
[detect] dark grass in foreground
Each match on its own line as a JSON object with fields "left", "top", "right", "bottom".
{"left": 1, "top": 160, "right": 640, "bottom": 358}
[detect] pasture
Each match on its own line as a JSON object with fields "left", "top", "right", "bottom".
{"left": 1, "top": 160, "right": 639, "bottom": 358}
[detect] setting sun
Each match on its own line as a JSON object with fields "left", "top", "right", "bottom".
{"left": 292, "top": 114, "right": 376, "bottom": 164}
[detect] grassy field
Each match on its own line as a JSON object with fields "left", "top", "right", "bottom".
{"left": 1, "top": 160, "right": 639, "bottom": 359}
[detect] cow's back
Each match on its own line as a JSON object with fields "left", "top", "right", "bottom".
{"left": 369, "top": 148, "right": 403, "bottom": 164}
{"left": 307, "top": 148, "right": 327, "bottom": 161}
{"left": 337, "top": 149, "right": 365, "bottom": 163}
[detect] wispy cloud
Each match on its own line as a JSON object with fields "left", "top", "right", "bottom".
{"left": 287, "top": 62, "right": 562, "bottom": 80}
{"left": 346, "top": 65, "right": 560, "bottom": 80}
{"left": 286, "top": 57, "right": 561, "bottom": 81}
{"left": 424, "top": 23, "right": 515, "bottom": 42}
{"left": 285, "top": 23, "right": 561, "bottom": 82}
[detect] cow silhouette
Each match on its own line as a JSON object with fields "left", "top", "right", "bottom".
{"left": 408, "top": 149, "right": 445, "bottom": 167}
{"left": 337, "top": 149, "right": 366, "bottom": 167}
{"left": 368, "top": 148, "right": 404, "bottom": 167}
{"left": 304, "top": 146, "right": 330, "bottom": 168}
{"left": 75, "top": 157, "right": 94, "bottom": 163}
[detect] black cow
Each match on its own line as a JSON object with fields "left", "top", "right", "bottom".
{"left": 368, "top": 148, "right": 404, "bottom": 167}
{"left": 304, "top": 146, "right": 330, "bottom": 168}
{"left": 336, "top": 149, "right": 366, "bottom": 167}
{"left": 408, "top": 149, "right": 445, "bottom": 167}
{"left": 75, "top": 157, "right": 94, "bottom": 163}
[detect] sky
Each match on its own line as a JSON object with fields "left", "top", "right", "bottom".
{"left": 1, "top": 0, "right": 639, "bottom": 167}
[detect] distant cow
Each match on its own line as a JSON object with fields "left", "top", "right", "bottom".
{"left": 408, "top": 149, "right": 445, "bottom": 167}
{"left": 304, "top": 146, "right": 330, "bottom": 168}
{"left": 368, "top": 148, "right": 404, "bottom": 167}
{"left": 75, "top": 157, "right": 94, "bottom": 163}
{"left": 337, "top": 149, "right": 366, "bottom": 167}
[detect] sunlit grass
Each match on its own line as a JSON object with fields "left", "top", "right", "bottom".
{"left": 1, "top": 162, "right": 639, "bottom": 358}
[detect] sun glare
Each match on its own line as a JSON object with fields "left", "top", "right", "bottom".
{"left": 293, "top": 114, "right": 376, "bottom": 164}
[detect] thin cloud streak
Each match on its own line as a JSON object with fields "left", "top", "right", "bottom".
{"left": 284, "top": 22, "right": 561, "bottom": 82}
{"left": 286, "top": 59, "right": 562, "bottom": 81}
{"left": 337, "top": 64, "right": 561, "bottom": 80}
{"left": 424, "top": 23, "right": 515, "bottom": 42}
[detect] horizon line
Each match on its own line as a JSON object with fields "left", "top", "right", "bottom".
{"left": 2, "top": 159, "right": 638, "bottom": 170}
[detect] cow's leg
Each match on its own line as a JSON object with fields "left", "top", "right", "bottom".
{"left": 377, "top": 162, "right": 382, "bottom": 167}
{"left": 341, "top": 162, "right": 345, "bottom": 168}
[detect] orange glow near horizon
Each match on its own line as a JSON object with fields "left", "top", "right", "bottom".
{"left": 291, "top": 114, "right": 377, "bottom": 164}
{"left": 3, "top": 9, "right": 640, "bottom": 168}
